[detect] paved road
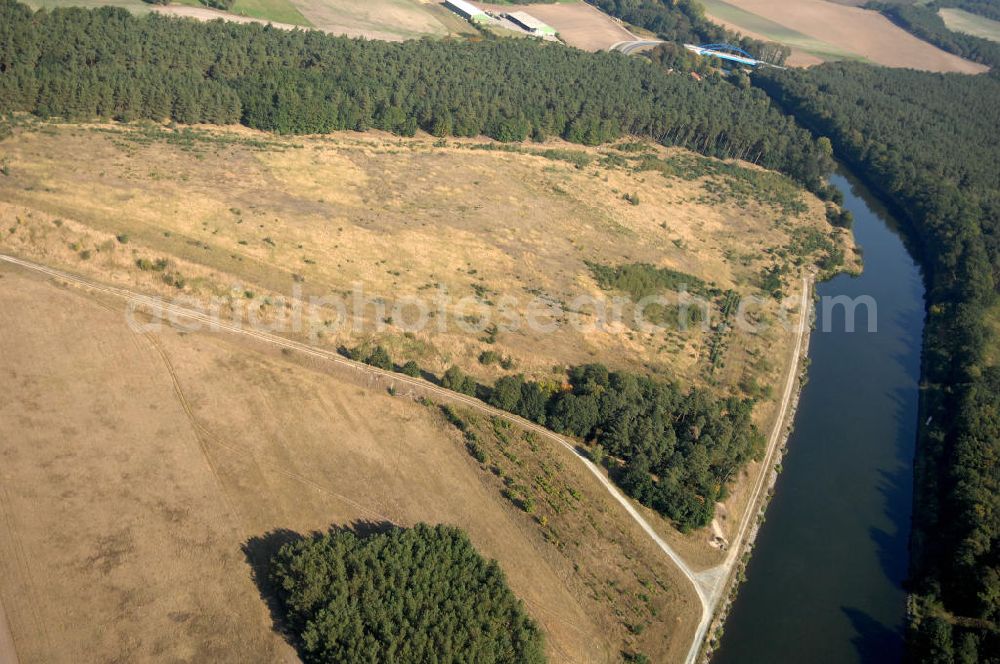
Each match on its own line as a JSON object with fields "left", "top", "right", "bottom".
{"left": 0, "top": 254, "right": 809, "bottom": 664}
{"left": 610, "top": 39, "right": 664, "bottom": 55}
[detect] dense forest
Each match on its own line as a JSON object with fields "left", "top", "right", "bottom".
{"left": 268, "top": 523, "right": 545, "bottom": 663}
{"left": 524, "top": 365, "right": 762, "bottom": 531}
{"left": 351, "top": 338, "right": 765, "bottom": 532}
{"left": 0, "top": 0, "right": 826, "bottom": 185}
{"left": 867, "top": 2, "right": 1000, "bottom": 69}
{"left": 755, "top": 62, "right": 1000, "bottom": 663}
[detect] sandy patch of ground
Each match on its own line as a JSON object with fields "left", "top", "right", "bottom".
{"left": 702, "top": 0, "right": 988, "bottom": 72}
{"left": 0, "top": 599, "right": 16, "bottom": 664}
{"left": 481, "top": 1, "right": 636, "bottom": 51}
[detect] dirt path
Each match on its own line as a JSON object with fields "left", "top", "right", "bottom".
{"left": 0, "top": 598, "right": 18, "bottom": 664}
{"left": 689, "top": 275, "right": 812, "bottom": 661}
{"left": 0, "top": 253, "right": 810, "bottom": 664}
{"left": 726, "top": 275, "right": 811, "bottom": 568}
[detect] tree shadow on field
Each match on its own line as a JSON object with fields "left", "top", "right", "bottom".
{"left": 242, "top": 520, "right": 398, "bottom": 646}
{"left": 242, "top": 528, "right": 303, "bottom": 644}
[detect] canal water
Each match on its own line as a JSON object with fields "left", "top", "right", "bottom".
{"left": 713, "top": 172, "right": 925, "bottom": 663}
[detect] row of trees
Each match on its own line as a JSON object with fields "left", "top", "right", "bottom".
{"left": 351, "top": 340, "right": 764, "bottom": 532}
{"left": 866, "top": 2, "right": 1000, "bottom": 70}
{"left": 755, "top": 62, "right": 1000, "bottom": 663}
{"left": 488, "top": 365, "right": 764, "bottom": 531}
{"left": 269, "top": 524, "right": 545, "bottom": 663}
{"left": 0, "top": 1, "right": 830, "bottom": 187}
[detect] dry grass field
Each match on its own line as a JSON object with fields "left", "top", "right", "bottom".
{"left": 286, "top": 0, "right": 476, "bottom": 41}
{"left": 480, "top": 1, "right": 637, "bottom": 50}
{"left": 940, "top": 7, "right": 1000, "bottom": 42}
{"left": 0, "top": 265, "right": 700, "bottom": 663}
{"left": 0, "top": 120, "right": 853, "bottom": 398}
{"left": 701, "top": 0, "right": 988, "bottom": 72}
{"left": 0, "top": 117, "right": 855, "bottom": 661}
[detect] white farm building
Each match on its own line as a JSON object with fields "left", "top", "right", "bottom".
{"left": 504, "top": 11, "right": 557, "bottom": 36}
{"left": 445, "top": 0, "right": 489, "bottom": 24}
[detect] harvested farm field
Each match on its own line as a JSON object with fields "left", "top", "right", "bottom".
{"left": 700, "top": 0, "right": 988, "bottom": 72}
{"left": 286, "top": 0, "right": 477, "bottom": 41}
{"left": 29, "top": 0, "right": 477, "bottom": 41}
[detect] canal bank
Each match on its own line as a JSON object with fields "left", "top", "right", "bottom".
{"left": 711, "top": 171, "right": 926, "bottom": 663}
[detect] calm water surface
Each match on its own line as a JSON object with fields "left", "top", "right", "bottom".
{"left": 713, "top": 171, "right": 925, "bottom": 663}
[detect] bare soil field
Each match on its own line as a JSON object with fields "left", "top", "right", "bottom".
{"left": 0, "top": 265, "right": 700, "bottom": 662}
{"left": 700, "top": 0, "right": 843, "bottom": 66}
{"left": 0, "top": 600, "right": 16, "bottom": 664}
{"left": 480, "top": 1, "right": 637, "bottom": 51}
{"left": 28, "top": 0, "right": 312, "bottom": 27}
{"left": 702, "top": 0, "right": 988, "bottom": 72}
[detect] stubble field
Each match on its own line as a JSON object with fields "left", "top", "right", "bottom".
{"left": 700, "top": 0, "right": 988, "bottom": 71}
